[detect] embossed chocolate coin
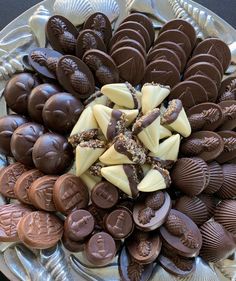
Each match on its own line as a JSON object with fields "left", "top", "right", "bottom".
{"left": 216, "top": 131, "right": 236, "bottom": 163}
{"left": 62, "top": 233, "right": 85, "bottom": 252}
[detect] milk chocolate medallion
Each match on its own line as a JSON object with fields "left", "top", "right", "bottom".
{"left": 76, "top": 29, "right": 107, "bottom": 59}
{"left": 11, "top": 122, "right": 45, "bottom": 167}
{"left": 83, "top": 49, "right": 119, "bottom": 85}
{"left": 4, "top": 73, "right": 40, "bottom": 115}
{"left": 142, "top": 60, "right": 180, "bottom": 88}
{"left": 218, "top": 76, "right": 236, "bottom": 102}
{"left": 46, "top": 15, "right": 78, "bottom": 55}
{"left": 83, "top": 13, "right": 112, "bottom": 46}
{"left": 160, "top": 209, "right": 202, "bottom": 257}
{"left": 29, "top": 48, "right": 63, "bottom": 80}
{"left": 62, "top": 233, "right": 85, "bottom": 252}
{"left": 14, "top": 169, "right": 44, "bottom": 204}
{"left": 218, "top": 100, "right": 236, "bottom": 131}
{"left": 87, "top": 204, "right": 108, "bottom": 229}
{"left": 85, "top": 232, "right": 116, "bottom": 266}
{"left": 111, "top": 46, "right": 146, "bottom": 86}
{"left": 0, "top": 203, "right": 32, "bottom": 242}
{"left": 216, "top": 131, "right": 236, "bottom": 163}
{"left": 17, "top": 211, "right": 63, "bottom": 249}
{"left": 56, "top": 55, "right": 95, "bottom": 99}
{"left": 53, "top": 174, "right": 89, "bottom": 214}
{"left": 32, "top": 133, "right": 73, "bottom": 175}
{"left": 217, "top": 164, "right": 236, "bottom": 199}
{"left": 192, "top": 38, "right": 231, "bottom": 72}
{"left": 0, "top": 115, "right": 27, "bottom": 156}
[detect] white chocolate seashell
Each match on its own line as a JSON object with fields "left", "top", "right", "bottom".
{"left": 91, "top": 0, "right": 119, "bottom": 23}
{"left": 29, "top": 5, "right": 51, "bottom": 47}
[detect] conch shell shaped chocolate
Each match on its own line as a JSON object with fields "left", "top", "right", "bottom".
{"left": 204, "top": 161, "right": 224, "bottom": 194}
{"left": 217, "top": 164, "right": 236, "bottom": 199}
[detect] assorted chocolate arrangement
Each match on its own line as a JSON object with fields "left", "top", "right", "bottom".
{"left": 0, "top": 9, "right": 235, "bottom": 280}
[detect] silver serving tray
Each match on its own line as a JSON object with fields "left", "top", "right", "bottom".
{"left": 0, "top": 0, "right": 236, "bottom": 280}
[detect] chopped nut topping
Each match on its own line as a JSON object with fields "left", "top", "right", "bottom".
{"left": 68, "top": 129, "right": 98, "bottom": 148}
{"left": 89, "top": 162, "right": 105, "bottom": 177}
{"left": 161, "top": 99, "right": 183, "bottom": 125}
{"left": 79, "top": 139, "right": 106, "bottom": 149}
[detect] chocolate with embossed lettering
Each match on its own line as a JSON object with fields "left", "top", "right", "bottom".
{"left": 218, "top": 100, "right": 236, "bottom": 131}
{"left": 216, "top": 131, "right": 236, "bottom": 163}
{"left": 53, "top": 174, "right": 89, "bottom": 214}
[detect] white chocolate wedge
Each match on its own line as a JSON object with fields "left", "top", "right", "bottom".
{"left": 99, "top": 144, "right": 133, "bottom": 165}
{"left": 80, "top": 171, "right": 102, "bottom": 191}
{"left": 141, "top": 83, "right": 170, "bottom": 114}
{"left": 119, "top": 109, "right": 139, "bottom": 126}
{"left": 85, "top": 92, "right": 108, "bottom": 108}
{"left": 160, "top": 125, "right": 172, "bottom": 139}
{"left": 141, "top": 164, "right": 152, "bottom": 176}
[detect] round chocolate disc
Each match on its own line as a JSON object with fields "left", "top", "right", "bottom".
{"left": 32, "top": 132, "right": 73, "bottom": 175}
{"left": 87, "top": 204, "right": 108, "bottom": 229}
{"left": 83, "top": 49, "right": 119, "bottom": 85}
{"left": 143, "top": 59, "right": 180, "bottom": 88}
{"left": 11, "top": 122, "right": 46, "bottom": 167}
{"left": 111, "top": 46, "right": 146, "bottom": 86}
{"left": 0, "top": 114, "right": 27, "bottom": 156}
{"left": 53, "top": 174, "right": 89, "bottom": 214}
{"left": 76, "top": 29, "right": 107, "bottom": 59}
{"left": 192, "top": 38, "right": 231, "bottom": 72}
{"left": 218, "top": 76, "right": 236, "bottom": 102}
{"left": 62, "top": 233, "right": 85, "bottom": 252}
{"left": 216, "top": 131, "right": 236, "bottom": 163}
{"left": 28, "top": 83, "right": 61, "bottom": 123}
{"left": 218, "top": 100, "right": 236, "bottom": 131}
{"left": 56, "top": 55, "right": 95, "bottom": 99}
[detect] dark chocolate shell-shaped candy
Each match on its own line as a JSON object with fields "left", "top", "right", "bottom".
{"left": 217, "top": 164, "right": 236, "bottom": 199}
{"left": 204, "top": 162, "right": 224, "bottom": 194}
{"left": 218, "top": 100, "right": 236, "bottom": 131}
{"left": 165, "top": 213, "right": 187, "bottom": 236}
{"left": 145, "top": 191, "right": 165, "bottom": 210}
{"left": 197, "top": 194, "right": 216, "bottom": 217}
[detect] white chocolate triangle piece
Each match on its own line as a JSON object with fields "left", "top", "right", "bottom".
{"left": 170, "top": 108, "right": 191, "bottom": 137}
{"left": 160, "top": 125, "right": 172, "bottom": 139}
{"left": 76, "top": 145, "right": 105, "bottom": 176}
{"left": 80, "top": 171, "right": 102, "bottom": 191}
{"left": 113, "top": 104, "right": 128, "bottom": 110}
{"left": 141, "top": 84, "right": 170, "bottom": 114}
{"left": 93, "top": 105, "right": 114, "bottom": 139}
{"left": 142, "top": 164, "right": 151, "bottom": 176}
{"left": 119, "top": 109, "right": 139, "bottom": 126}
{"left": 99, "top": 144, "right": 133, "bottom": 165}
{"left": 138, "top": 168, "right": 167, "bottom": 192}
{"left": 86, "top": 94, "right": 108, "bottom": 108}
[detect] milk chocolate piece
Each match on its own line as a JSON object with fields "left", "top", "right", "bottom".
{"left": 62, "top": 233, "right": 84, "bottom": 252}
{"left": 0, "top": 115, "right": 27, "bottom": 156}
{"left": 218, "top": 100, "right": 236, "bottom": 131}
{"left": 83, "top": 49, "right": 119, "bottom": 85}
{"left": 91, "top": 181, "right": 119, "bottom": 209}
{"left": 17, "top": 211, "right": 63, "bottom": 249}
{"left": 126, "top": 230, "right": 162, "bottom": 264}
{"left": 14, "top": 169, "right": 44, "bottom": 204}
{"left": 111, "top": 46, "right": 146, "bottom": 86}
{"left": 217, "top": 164, "right": 236, "bottom": 199}
{"left": 11, "top": 122, "right": 45, "bottom": 167}
{"left": 4, "top": 73, "right": 39, "bottom": 115}
{"left": 46, "top": 15, "right": 78, "bottom": 54}
{"left": 85, "top": 232, "right": 116, "bottom": 266}
{"left": 83, "top": 13, "right": 112, "bottom": 46}
{"left": 87, "top": 204, "right": 108, "bottom": 229}
{"left": 56, "top": 55, "right": 95, "bottom": 99}
{"left": 216, "top": 131, "right": 236, "bottom": 163}
{"left": 32, "top": 133, "right": 73, "bottom": 175}
{"left": 29, "top": 48, "right": 63, "bottom": 79}
{"left": 218, "top": 76, "right": 236, "bottom": 102}
{"left": 204, "top": 161, "right": 224, "bottom": 194}
{"left": 76, "top": 29, "right": 107, "bottom": 58}
{"left": 28, "top": 83, "right": 61, "bottom": 123}
{"left": 160, "top": 209, "right": 202, "bottom": 257}
{"left": 64, "top": 209, "right": 95, "bottom": 241}
{"left": 42, "top": 92, "right": 84, "bottom": 134}
{"left": 0, "top": 203, "right": 32, "bottom": 242}
{"left": 187, "top": 102, "right": 223, "bottom": 132}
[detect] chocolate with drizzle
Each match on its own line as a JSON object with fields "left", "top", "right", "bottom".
{"left": 161, "top": 99, "right": 183, "bottom": 125}
{"left": 123, "top": 165, "right": 143, "bottom": 198}
{"left": 106, "top": 110, "right": 126, "bottom": 141}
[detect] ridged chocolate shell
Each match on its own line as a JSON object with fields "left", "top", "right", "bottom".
{"left": 192, "top": 157, "right": 210, "bottom": 188}
{"left": 171, "top": 158, "right": 208, "bottom": 196}
{"left": 214, "top": 200, "right": 236, "bottom": 235}
{"left": 200, "top": 220, "right": 236, "bottom": 262}
{"left": 204, "top": 162, "right": 224, "bottom": 194}
{"left": 217, "top": 164, "right": 236, "bottom": 199}
{"left": 174, "top": 196, "right": 209, "bottom": 226}
{"left": 197, "top": 194, "right": 216, "bottom": 217}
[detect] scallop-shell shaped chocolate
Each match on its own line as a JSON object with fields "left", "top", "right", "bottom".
{"left": 170, "top": 158, "right": 208, "bottom": 196}
{"left": 204, "top": 162, "right": 224, "bottom": 194}
{"left": 200, "top": 220, "right": 236, "bottom": 262}
{"left": 174, "top": 196, "right": 209, "bottom": 225}
{"left": 217, "top": 164, "right": 236, "bottom": 199}
{"left": 191, "top": 157, "right": 210, "bottom": 188}
{"left": 214, "top": 200, "right": 236, "bottom": 235}
{"left": 197, "top": 194, "right": 216, "bottom": 217}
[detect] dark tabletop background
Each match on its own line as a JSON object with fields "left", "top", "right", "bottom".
{"left": 0, "top": 0, "right": 235, "bottom": 280}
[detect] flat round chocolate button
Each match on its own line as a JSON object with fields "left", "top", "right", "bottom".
{"left": 62, "top": 233, "right": 84, "bottom": 252}
{"left": 216, "top": 131, "right": 236, "bottom": 163}
{"left": 218, "top": 100, "right": 236, "bottom": 131}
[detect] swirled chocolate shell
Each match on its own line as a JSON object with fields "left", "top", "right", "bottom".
{"left": 218, "top": 100, "right": 236, "bottom": 131}
{"left": 217, "top": 164, "right": 236, "bottom": 199}
{"left": 218, "top": 77, "right": 236, "bottom": 102}
{"left": 57, "top": 55, "right": 95, "bottom": 99}
{"left": 204, "top": 161, "right": 224, "bottom": 194}
{"left": 216, "top": 131, "right": 236, "bottom": 163}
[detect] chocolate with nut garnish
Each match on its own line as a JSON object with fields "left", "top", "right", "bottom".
{"left": 28, "top": 83, "right": 61, "bottom": 123}
{"left": 46, "top": 15, "right": 78, "bottom": 55}
{"left": 89, "top": 162, "right": 105, "bottom": 177}
{"left": 28, "top": 175, "right": 58, "bottom": 211}
{"left": 32, "top": 132, "right": 73, "bottom": 175}
{"left": 29, "top": 48, "right": 63, "bottom": 80}
{"left": 85, "top": 231, "right": 116, "bottom": 266}
{"left": 76, "top": 29, "right": 107, "bottom": 59}
{"left": 218, "top": 77, "right": 236, "bottom": 102}
{"left": 17, "top": 211, "right": 63, "bottom": 249}
{"left": 68, "top": 129, "right": 99, "bottom": 149}
{"left": 14, "top": 169, "right": 44, "bottom": 205}
{"left": 0, "top": 114, "right": 27, "bottom": 156}
{"left": 126, "top": 230, "right": 162, "bottom": 264}
{"left": 160, "top": 209, "right": 202, "bottom": 257}
{"left": 216, "top": 164, "right": 236, "bottom": 199}
{"left": 62, "top": 232, "right": 85, "bottom": 252}
{"left": 42, "top": 92, "right": 84, "bottom": 135}
{"left": 180, "top": 131, "right": 224, "bottom": 162}
{"left": 83, "top": 49, "right": 119, "bottom": 85}
{"left": 56, "top": 55, "right": 95, "bottom": 99}
{"left": 204, "top": 161, "right": 224, "bottom": 194}
{"left": 216, "top": 131, "right": 236, "bottom": 163}
{"left": 4, "top": 73, "right": 40, "bottom": 115}
{"left": 187, "top": 102, "right": 223, "bottom": 132}
{"left": 133, "top": 191, "right": 171, "bottom": 231}
{"left": 84, "top": 90, "right": 107, "bottom": 107}
{"left": 83, "top": 13, "right": 112, "bottom": 47}
{"left": 11, "top": 122, "right": 46, "bottom": 167}
{"left": 218, "top": 100, "right": 236, "bottom": 131}
{"left": 53, "top": 174, "right": 89, "bottom": 214}
{"left": 0, "top": 203, "right": 33, "bottom": 242}
{"left": 91, "top": 181, "right": 119, "bottom": 209}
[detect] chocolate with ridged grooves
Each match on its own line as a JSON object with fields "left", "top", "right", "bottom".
{"left": 204, "top": 161, "right": 224, "bottom": 194}
{"left": 198, "top": 194, "right": 216, "bottom": 217}
{"left": 217, "top": 164, "right": 236, "bottom": 199}
{"left": 218, "top": 100, "right": 236, "bottom": 131}
{"left": 216, "top": 131, "right": 236, "bottom": 163}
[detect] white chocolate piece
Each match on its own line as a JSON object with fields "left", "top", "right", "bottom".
{"left": 70, "top": 106, "right": 98, "bottom": 136}
{"left": 99, "top": 144, "right": 133, "bottom": 165}
{"left": 149, "top": 134, "right": 181, "bottom": 162}
{"left": 80, "top": 171, "right": 102, "bottom": 191}
{"left": 141, "top": 84, "right": 170, "bottom": 114}
{"left": 86, "top": 94, "right": 108, "bottom": 108}
{"left": 76, "top": 145, "right": 105, "bottom": 176}
{"left": 168, "top": 108, "right": 191, "bottom": 137}
{"left": 113, "top": 104, "right": 128, "bottom": 110}
{"left": 160, "top": 125, "right": 172, "bottom": 139}
{"left": 119, "top": 109, "right": 139, "bottom": 126}
{"left": 141, "top": 164, "right": 151, "bottom": 176}
{"left": 138, "top": 168, "right": 167, "bottom": 192}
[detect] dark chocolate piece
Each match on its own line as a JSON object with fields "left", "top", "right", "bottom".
{"left": 218, "top": 100, "right": 236, "bottom": 131}
{"left": 123, "top": 164, "right": 142, "bottom": 198}
{"left": 218, "top": 76, "right": 236, "bottom": 102}
{"left": 204, "top": 161, "right": 224, "bottom": 194}
{"left": 62, "top": 232, "right": 84, "bottom": 252}
{"left": 87, "top": 204, "right": 108, "bottom": 229}
{"left": 216, "top": 131, "right": 236, "bottom": 163}
{"left": 216, "top": 164, "right": 236, "bottom": 199}
{"left": 106, "top": 109, "right": 126, "bottom": 141}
